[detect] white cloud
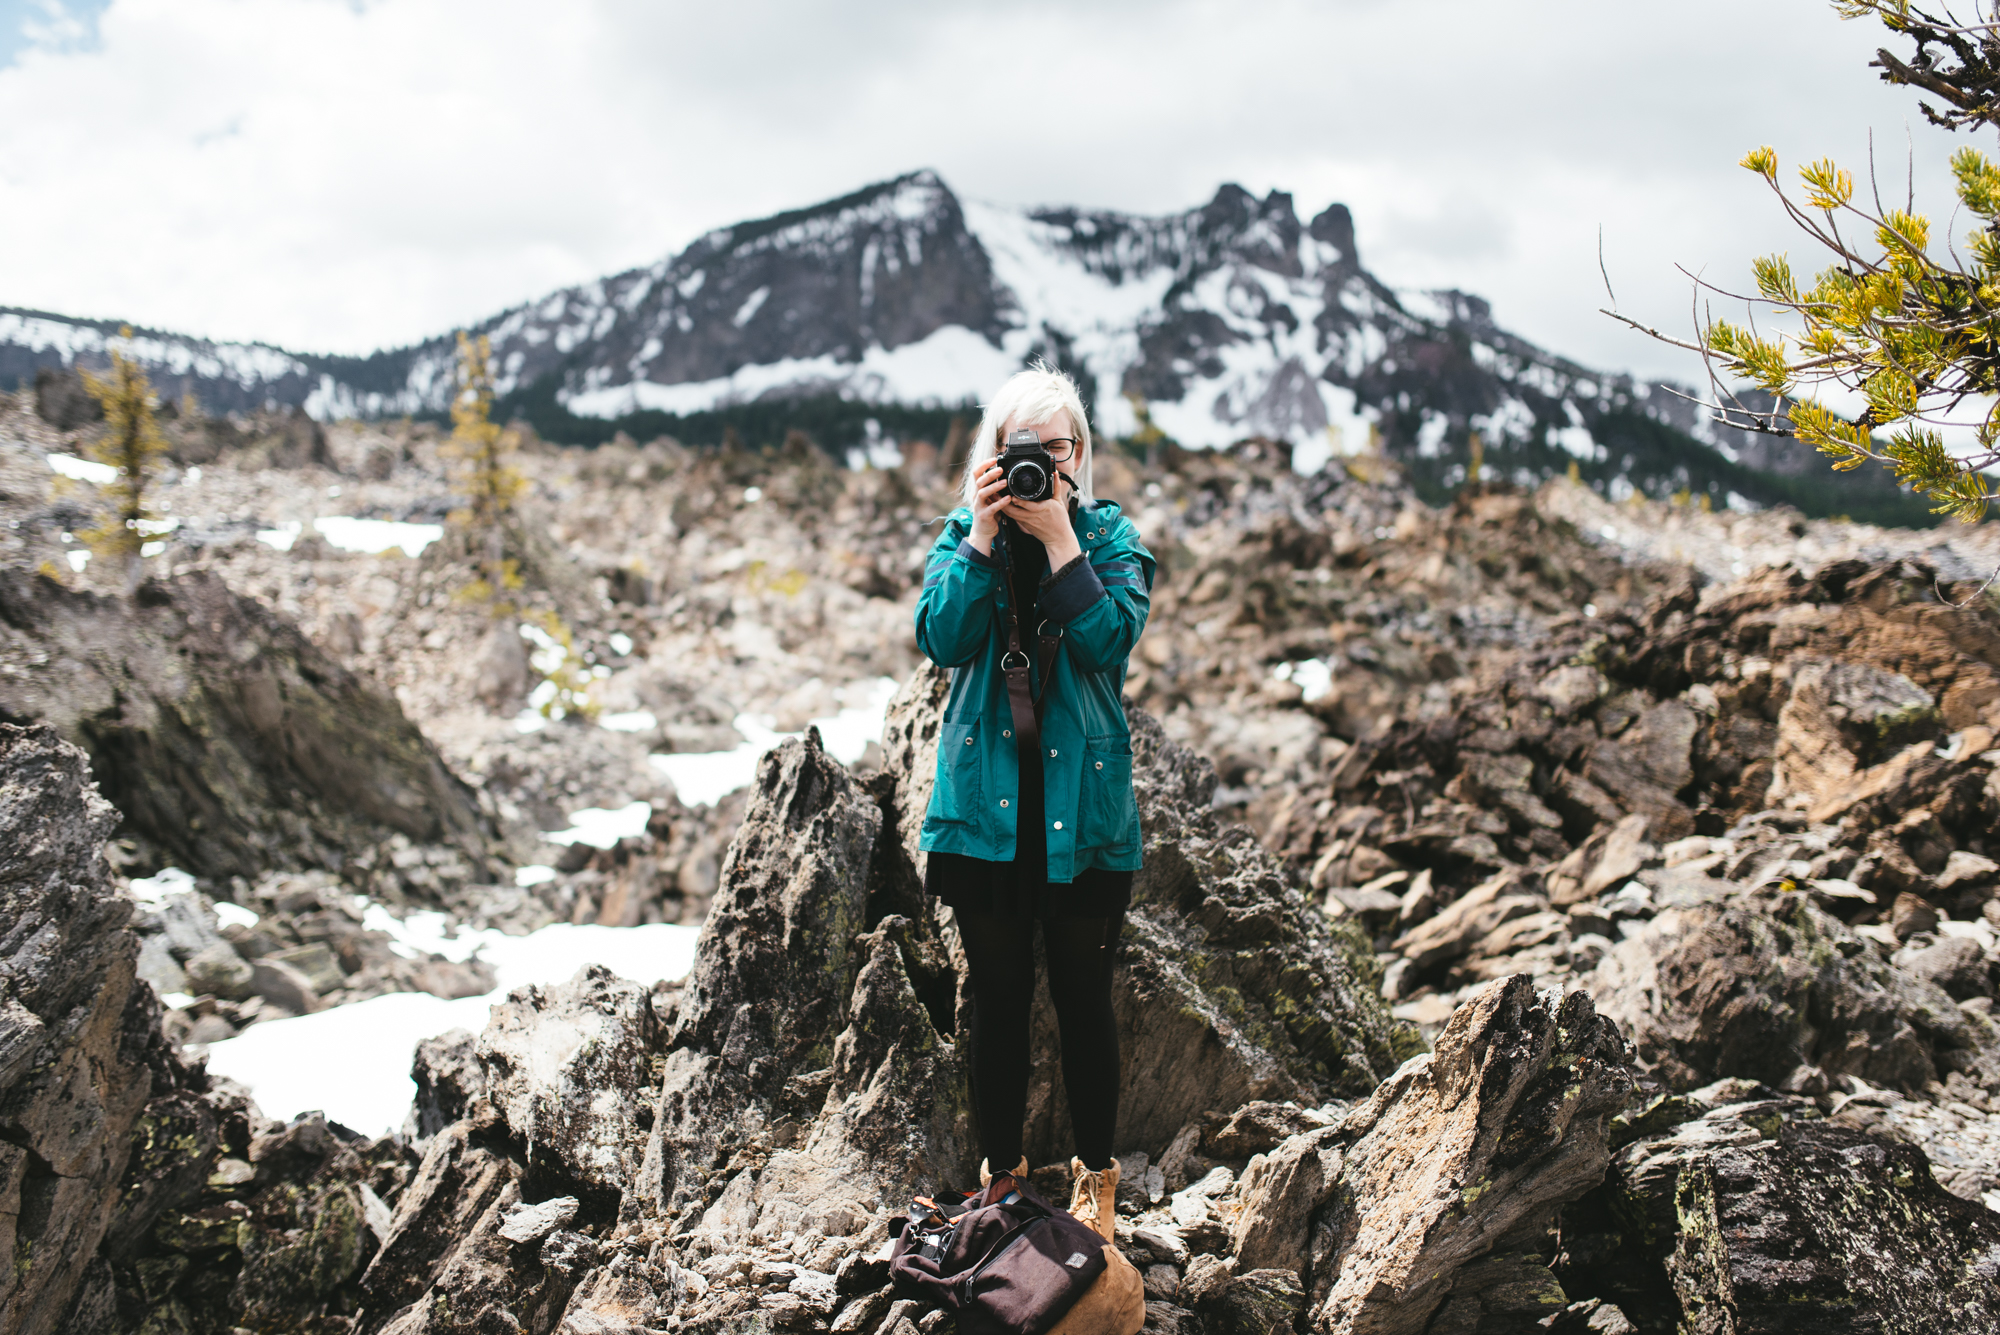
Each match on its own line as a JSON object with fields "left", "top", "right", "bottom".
{"left": 0, "top": 0, "right": 1970, "bottom": 388}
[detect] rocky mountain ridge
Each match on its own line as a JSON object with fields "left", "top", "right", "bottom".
{"left": 2, "top": 172, "right": 1928, "bottom": 523}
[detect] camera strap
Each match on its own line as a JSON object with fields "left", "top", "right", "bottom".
{"left": 997, "top": 527, "right": 1062, "bottom": 818}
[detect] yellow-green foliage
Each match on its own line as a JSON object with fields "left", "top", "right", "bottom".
{"left": 1699, "top": 137, "right": 2000, "bottom": 523}
{"left": 519, "top": 609, "right": 600, "bottom": 722}
{"left": 443, "top": 331, "right": 528, "bottom": 605}
{"left": 442, "top": 332, "right": 597, "bottom": 719}
{"left": 77, "top": 331, "right": 171, "bottom": 570}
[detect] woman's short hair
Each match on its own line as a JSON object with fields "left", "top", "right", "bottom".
{"left": 960, "top": 361, "right": 1094, "bottom": 509}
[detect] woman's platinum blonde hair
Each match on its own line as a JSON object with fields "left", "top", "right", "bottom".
{"left": 960, "top": 361, "right": 1094, "bottom": 509}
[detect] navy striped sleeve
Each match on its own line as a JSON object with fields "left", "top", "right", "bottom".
{"left": 1095, "top": 558, "right": 1147, "bottom": 591}
{"left": 1037, "top": 553, "right": 1106, "bottom": 625}
{"left": 956, "top": 539, "right": 1001, "bottom": 568}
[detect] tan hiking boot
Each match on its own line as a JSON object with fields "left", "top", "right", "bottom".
{"left": 979, "top": 1156, "right": 1029, "bottom": 1189}
{"left": 1068, "top": 1156, "right": 1119, "bottom": 1240}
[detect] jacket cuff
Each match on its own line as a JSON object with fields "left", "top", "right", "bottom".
{"left": 955, "top": 539, "right": 1001, "bottom": 569}
{"left": 1037, "top": 554, "right": 1105, "bottom": 625}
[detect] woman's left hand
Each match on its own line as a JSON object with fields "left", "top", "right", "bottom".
{"left": 1002, "top": 491, "right": 1081, "bottom": 565}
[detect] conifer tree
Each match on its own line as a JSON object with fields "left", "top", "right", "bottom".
{"left": 1618, "top": 1, "right": 2000, "bottom": 525}
{"left": 78, "top": 330, "right": 171, "bottom": 589}
{"left": 443, "top": 331, "right": 528, "bottom": 605}
{"left": 442, "top": 331, "right": 594, "bottom": 719}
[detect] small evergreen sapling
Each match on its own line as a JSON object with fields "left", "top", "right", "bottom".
{"left": 443, "top": 331, "right": 529, "bottom": 605}
{"left": 78, "top": 330, "right": 172, "bottom": 589}
{"left": 442, "top": 331, "right": 596, "bottom": 720}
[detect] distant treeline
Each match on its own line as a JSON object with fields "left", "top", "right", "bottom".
{"left": 494, "top": 371, "right": 976, "bottom": 457}
{"left": 489, "top": 370, "right": 1940, "bottom": 529}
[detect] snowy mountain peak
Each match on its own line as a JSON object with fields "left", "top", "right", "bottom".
{"left": 1, "top": 172, "right": 1926, "bottom": 522}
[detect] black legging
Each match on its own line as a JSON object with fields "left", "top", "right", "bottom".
{"left": 957, "top": 907, "right": 1123, "bottom": 1173}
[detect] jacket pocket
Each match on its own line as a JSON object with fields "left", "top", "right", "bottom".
{"left": 1079, "top": 736, "right": 1138, "bottom": 857}
{"left": 927, "top": 720, "right": 983, "bottom": 825}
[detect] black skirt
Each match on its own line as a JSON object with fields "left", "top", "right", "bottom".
{"left": 926, "top": 851, "right": 1133, "bottom": 919}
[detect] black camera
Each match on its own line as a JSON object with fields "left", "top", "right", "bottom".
{"left": 1000, "top": 429, "right": 1058, "bottom": 502}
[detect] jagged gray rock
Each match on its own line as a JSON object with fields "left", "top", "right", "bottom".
{"left": 478, "top": 966, "right": 659, "bottom": 1213}
{"left": 630, "top": 724, "right": 970, "bottom": 1255}
{"left": 0, "top": 723, "right": 170, "bottom": 1335}
{"left": 1559, "top": 1091, "right": 2000, "bottom": 1332}
{"left": 0, "top": 567, "right": 491, "bottom": 888}
{"left": 1590, "top": 893, "right": 2000, "bottom": 1096}
{"left": 0, "top": 724, "right": 427, "bottom": 1333}
{"left": 1306, "top": 977, "right": 1632, "bottom": 1335}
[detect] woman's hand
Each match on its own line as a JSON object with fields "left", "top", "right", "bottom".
{"left": 966, "top": 460, "right": 1010, "bottom": 554}
{"left": 1001, "top": 489, "right": 1082, "bottom": 567}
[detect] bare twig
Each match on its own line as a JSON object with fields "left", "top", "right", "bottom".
{"left": 1937, "top": 558, "right": 2000, "bottom": 607}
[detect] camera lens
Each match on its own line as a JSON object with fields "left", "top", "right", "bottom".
{"left": 1006, "top": 461, "right": 1048, "bottom": 500}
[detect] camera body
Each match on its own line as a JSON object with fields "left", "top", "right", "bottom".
{"left": 1000, "top": 429, "right": 1058, "bottom": 503}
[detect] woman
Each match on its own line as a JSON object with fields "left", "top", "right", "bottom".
{"left": 913, "top": 364, "right": 1155, "bottom": 1241}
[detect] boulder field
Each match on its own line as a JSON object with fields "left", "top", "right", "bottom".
{"left": 10, "top": 640, "right": 2000, "bottom": 1333}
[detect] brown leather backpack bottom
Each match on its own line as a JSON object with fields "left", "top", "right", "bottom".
{"left": 1045, "top": 1243, "right": 1144, "bottom": 1335}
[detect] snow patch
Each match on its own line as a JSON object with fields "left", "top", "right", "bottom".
{"left": 214, "top": 901, "right": 260, "bottom": 930}
{"left": 598, "top": 710, "right": 658, "bottom": 733}
{"left": 563, "top": 325, "right": 1007, "bottom": 419}
{"left": 256, "top": 521, "right": 302, "bottom": 551}
{"left": 312, "top": 517, "right": 443, "bottom": 558}
{"left": 544, "top": 802, "right": 652, "bottom": 849}
{"left": 128, "top": 867, "right": 198, "bottom": 906}
{"left": 1273, "top": 659, "right": 1334, "bottom": 703}
{"left": 1415, "top": 413, "right": 1451, "bottom": 460}
{"left": 732, "top": 286, "right": 771, "bottom": 328}
{"left": 650, "top": 676, "right": 898, "bottom": 807}
{"left": 1550, "top": 426, "right": 1595, "bottom": 461}
{"left": 48, "top": 452, "right": 120, "bottom": 484}
{"left": 200, "top": 918, "right": 698, "bottom": 1134}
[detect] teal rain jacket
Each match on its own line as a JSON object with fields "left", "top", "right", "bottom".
{"left": 914, "top": 499, "right": 1156, "bottom": 882}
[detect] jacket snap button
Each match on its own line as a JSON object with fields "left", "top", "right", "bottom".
{"left": 1000, "top": 799, "right": 1009, "bottom": 808}
{"left": 1049, "top": 748, "right": 1057, "bottom": 757}
{"left": 1054, "top": 821, "right": 1063, "bottom": 830}
{"left": 964, "top": 737, "right": 974, "bottom": 745}
{"left": 1095, "top": 761, "right": 1104, "bottom": 770}
{"left": 1003, "top": 729, "right": 1011, "bottom": 738}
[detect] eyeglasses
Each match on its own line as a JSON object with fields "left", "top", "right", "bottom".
{"left": 1001, "top": 432, "right": 1079, "bottom": 462}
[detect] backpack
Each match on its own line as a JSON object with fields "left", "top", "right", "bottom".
{"left": 888, "top": 1176, "right": 1144, "bottom": 1335}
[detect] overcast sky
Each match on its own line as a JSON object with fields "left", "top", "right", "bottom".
{"left": 0, "top": 0, "right": 1978, "bottom": 385}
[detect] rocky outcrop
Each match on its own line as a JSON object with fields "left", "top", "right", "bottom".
{"left": 1559, "top": 1083, "right": 2000, "bottom": 1333}
{"left": 0, "top": 724, "right": 168, "bottom": 1335}
{"left": 0, "top": 567, "right": 492, "bottom": 890}
{"left": 1250, "top": 548, "right": 2000, "bottom": 1326}
{"left": 1590, "top": 890, "right": 2000, "bottom": 1099}
{"left": 29, "top": 663, "right": 1995, "bottom": 1335}
{"left": 132, "top": 670, "right": 1416, "bottom": 1333}
{"left": 0, "top": 723, "right": 423, "bottom": 1335}
{"left": 1293, "top": 978, "right": 1630, "bottom": 1334}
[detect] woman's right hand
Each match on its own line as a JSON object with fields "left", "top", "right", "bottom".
{"left": 967, "top": 459, "right": 1010, "bottom": 554}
